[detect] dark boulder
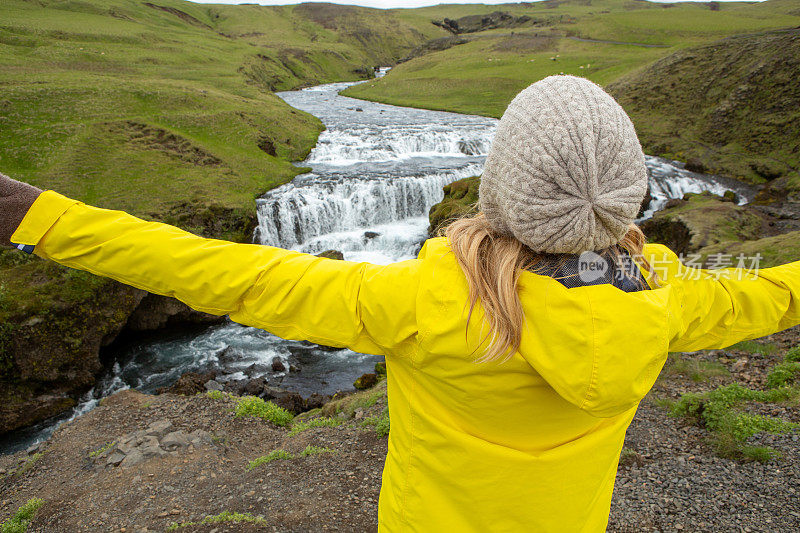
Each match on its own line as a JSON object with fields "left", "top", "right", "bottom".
{"left": 316, "top": 250, "right": 344, "bottom": 260}
{"left": 157, "top": 370, "right": 218, "bottom": 396}
{"left": 354, "top": 373, "right": 379, "bottom": 390}
{"left": 271, "top": 357, "right": 286, "bottom": 372}
{"left": 684, "top": 158, "right": 707, "bottom": 174}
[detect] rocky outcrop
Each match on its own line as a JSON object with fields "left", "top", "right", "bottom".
{"left": 641, "top": 191, "right": 800, "bottom": 266}
{"left": 0, "top": 271, "right": 146, "bottom": 434}
{"left": 124, "top": 293, "right": 223, "bottom": 332}
{"left": 161, "top": 201, "right": 259, "bottom": 244}
{"left": 433, "top": 12, "right": 533, "bottom": 34}
{"left": 400, "top": 36, "right": 469, "bottom": 63}
{"left": 90, "top": 419, "right": 214, "bottom": 469}
{"left": 640, "top": 191, "right": 765, "bottom": 256}
{"left": 428, "top": 176, "right": 480, "bottom": 236}
{"left": 0, "top": 258, "right": 226, "bottom": 435}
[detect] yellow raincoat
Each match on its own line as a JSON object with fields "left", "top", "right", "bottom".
{"left": 11, "top": 191, "right": 800, "bottom": 532}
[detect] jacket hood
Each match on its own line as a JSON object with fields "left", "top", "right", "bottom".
{"left": 416, "top": 237, "right": 675, "bottom": 418}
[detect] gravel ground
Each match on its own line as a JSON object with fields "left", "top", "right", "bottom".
{"left": 1, "top": 327, "right": 798, "bottom": 532}
{"left": 609, "top": 327, "right": 800, "bottom": 532}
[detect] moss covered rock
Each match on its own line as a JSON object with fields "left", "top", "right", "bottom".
{"left": 0, "top": 261, "right": 146, "bottom": 434}
{"left": 696, "top": 230, "right": 800, "bottom": 269}
{"left": 640, "top": 191, "right": 766, "bottom": 256}
{"left": 353, "top": 373, "right": 379, "bottom": 390}
{"left": 428, "top": 176, "right": 480, "bottom": 236}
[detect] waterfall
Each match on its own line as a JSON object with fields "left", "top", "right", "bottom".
{"left": 641, "top": 155, "right": 754, "bottom": 219}
{"left": 306, "top": 127, "right": 492, "bottom": 165}
{"left": 256, "top": 164, "right": 482, "bottom": 249}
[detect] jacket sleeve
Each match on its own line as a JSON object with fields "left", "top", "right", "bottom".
{"left": 10, "top": 191, "right": 420, "bottom": 356}
{"left": 642, "top": 244, "right": 800, "bottom": 353}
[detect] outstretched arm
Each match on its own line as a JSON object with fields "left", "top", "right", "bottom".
{"left": 4, "top": 176, "right": 420, "bottom": 356}
{"left": 642, "top": 244, "right": 800, "bottom": 353}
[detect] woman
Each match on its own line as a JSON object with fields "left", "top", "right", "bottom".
{"left": 2, "top": 76, "right": 798, "bottom": 532}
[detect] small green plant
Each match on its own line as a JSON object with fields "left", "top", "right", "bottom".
{"left": 167, "top": 511, "right": 268, "bottom": 531}
{"left": 324, "top": 381, "right": 387, "bottom": 418}
{"left": 651, "top": 396, "right": 675, "bottom": 410}
{"left": 711, "top": 433, "right": 782, "bottom": 463}
{"left": 299, "top": 445, "right": 335, "bottom": 457}
{"left": 667, "top": 355, "right": 729, "bottom": 382}
{"left": 205, "top": 390, "right": 227, "bottom": 400}
{"left": 361, "top": 408, "right": 390, "bottom": 437}
{"left": 288, "top": 417, "right": 342, "bottom": 437}
{"left": 1, "top": 453, "right": 46, "bottom": 480}
{"left": 1, "top": 498, "right": 44, "bottom": 533}
{"left": 247, "top": 449, "right": 293, "bottom": 470}
{"left": 728, "top": 340, "right": 779, "bottom": 356}
{"left": 88, "top": 441, "right": 116, "bottom": 458}
{"left": 618, "top": 447, "right": 644, "bottom": 467}
{"left": 766, "top": 361, "right": 800, "bottom": 389}
{"left": 785, "top": 346, "right": 800, "bottom": 363}
{"left": 234, "top": 396, "right": 293, "bottom": 427}
{"left": 671, "top": 383, "right": 798, "bottom": 462}
{"left": 17, "top": 453, "right": 43, "bottom": 476}
{"left": 210, "top": 433, "right": 228, "bottom": 445}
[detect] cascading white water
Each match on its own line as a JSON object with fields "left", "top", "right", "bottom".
{"left": 306, "top": 127, "right": 492, "bottom": 165}
{"left": 1, "top": 72, "right": 757, "bottom": 455}
{"left": 641, "top": 155, "right": 751, "bottom": 219}
{"left": 256, "top": 165, "right": 482, "bottom": 249}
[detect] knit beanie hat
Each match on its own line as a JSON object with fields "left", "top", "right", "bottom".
{"left": 479, "top": 75, "right": 648, "bottom": 254}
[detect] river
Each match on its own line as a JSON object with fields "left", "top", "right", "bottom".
{"left": 0, "top": 72, "right": 755, "bottom": 454}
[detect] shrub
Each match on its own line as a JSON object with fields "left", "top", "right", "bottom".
{"left": 766, "top": 361, "right": 800, "bottom": 389}
{"left": 727, "top": 340, "right": 778, "bottom": 356}
{"left": 234, "top": 396, "right": 293, "bottom": 427}
{"left": 1, "top": 498, "right": 44, "bottom": 533}
{"left": 299, "top": 445, "right": 334, "bottom": 457}
{"left": 667, "top": 355, "right": 729, "bottom": 382}
{"left": 88, "top": 441, "right": 116, "bottom": 458}
{"left": 167, "top": 511, "right": 268, "bottom": 530}
{"left": 288, "top": 417, "right": 342, "bottom": 437}
{"left": 670, "top": 383, "right": 798, "bottom": 462}
{"left": 361, "top": 408, "right": 390, "bottom": 437}
{"left": 247, "top": 449, "right": 293, "bottom": 470}
{"left": 205, "top": 390, "right": 227, "bottom": 400}
{"left": 785, "top": 346, "right": 800, "bottom": 363}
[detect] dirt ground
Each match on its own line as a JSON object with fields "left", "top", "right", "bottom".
{"left": 2, "top": 328, "right": 799, "bottom": 532}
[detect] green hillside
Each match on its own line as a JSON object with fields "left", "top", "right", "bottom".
{"left": 0, "top": 0, "right": 446, "bottom": 222}
{"left": 607, "top": 27, "right": 800, "bottom": 191}
{"left": 345, "top": 0, "right": 800, "bottom": 118}
{"left": 0, "top": 0, "right": 449, "bottom": 435}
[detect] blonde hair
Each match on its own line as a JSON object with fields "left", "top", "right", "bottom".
{"left": 443, "top": 212, "right": 650, "bottom": 363}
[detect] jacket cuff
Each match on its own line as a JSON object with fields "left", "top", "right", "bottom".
{"left": 9, "top": 191, "right": 81, "bottom": 248}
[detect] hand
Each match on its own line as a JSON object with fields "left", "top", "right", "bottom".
{"left": 0, "top": 172, "right": 43, "bottom": 245}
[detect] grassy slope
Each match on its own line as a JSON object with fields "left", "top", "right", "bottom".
{"left": 0, "top": 0, "right": 446, "bottom": 222}
{"left": 607, "top": 27, "right": 800, "bottom": 189}
{"left": 344, "top": 0, "right": 800, "bottom": 119}
{"left": 0, "top": 0, "right": 445, "bottom": 431}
